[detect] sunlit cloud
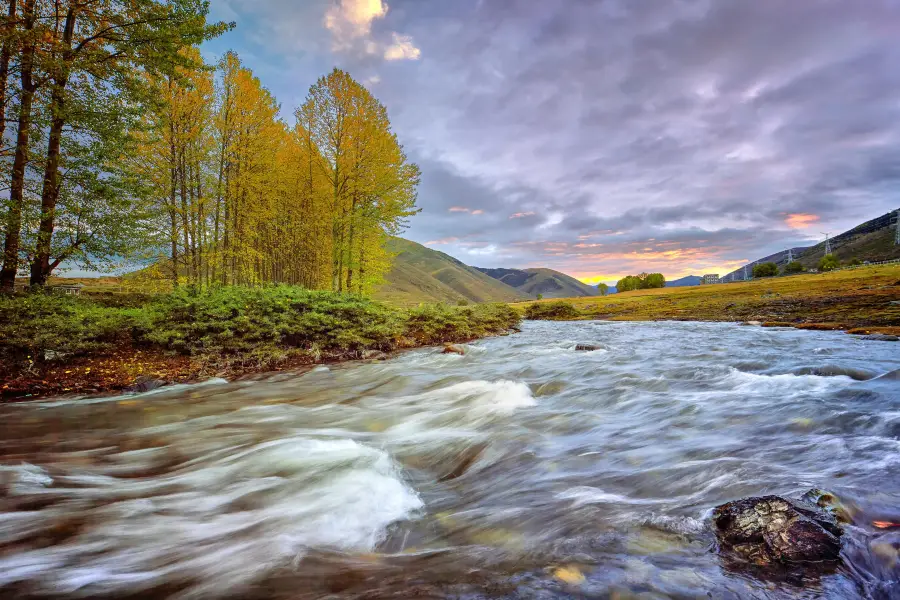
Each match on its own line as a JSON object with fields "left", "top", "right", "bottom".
{"left": 784, "top": 213, "right": 820, "bottom": 229}
{"left": 323, "top": 0, "right": 419, "bottom": 60}
{"left": 471, "top": 209, "right": 484, "bottom": 215}
{"left": 448, "top": 207, "right": 483, "bottom": 215}
{"left": 509, "top": 212, "right": 536, "bottom": 219}
{"left": 324, "top": 0, "right": 388, "bottom": 49}
{"left": 384, "top": 33, "right": 421, "bottom": 61}
{"left": 448, "top": 206, "right": 469, "bottom": 212}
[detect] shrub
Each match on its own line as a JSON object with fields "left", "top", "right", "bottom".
{"left": 0, "top": 293, "right": 138, "bottom": 364}
{"left": 783, "top": 261, "right": 804, "bottom": 274}
{"left": 524, "top": 301, "right": 579, "bottom": 320}
{"left": 819, "top": 254, "right": 840, "bottom": 272}
{"left": 404, "top": 302, "right": 519, "bottom": 344}
{"left": 142, "top": 286, "right": 404, "bottom": 356}
{"left": 752, "top": 262, "right": 779, "bottom": 278}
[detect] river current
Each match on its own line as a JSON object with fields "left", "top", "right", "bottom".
{"left": 0, "top": 321, "right": 898, "bottom": 599}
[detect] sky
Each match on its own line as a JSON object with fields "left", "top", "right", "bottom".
{"left": 205, "top": 0, "right": 900, "bottom": 284}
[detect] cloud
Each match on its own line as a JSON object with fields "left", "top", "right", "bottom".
{"left": 425, "top": 237, "right": 459, "bottom": 245}
{"left": 321, "top": 0, "right": 420, "bottom": 60}
{"left": 448, "top": 206, "right": 469, "bottom": 212}
{"left": 324, "top": 0, "right": 388, "bottom": 50}
{"left": 384, "top": 32, "right": 421, "bottom": 61}
{"left": 784, "top": 213, "right": 820, "bottom": 229}
{"left": 212, "top": 0, "right": 900, "bottom": 283}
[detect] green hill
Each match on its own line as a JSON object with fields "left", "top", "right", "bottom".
{"left": 374, "top": 238, "right": 531, "bottom": 305}
{"left": 476, "top": 267, "right": 599, "bottom": 298}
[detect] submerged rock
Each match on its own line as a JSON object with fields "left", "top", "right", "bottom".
{"left": 712, "top": 495, "right": 843, "bottom": 565}
{"left": 574, "top": 344, "right": 599, "bottom": 351}
{"left": 862, "top": 334, "right": 899, "bottom": 342}
{"left": 742, "top": 321, "right": 762, "bottom": 326}
{"left": 442, "top": 344, "right": 466, "bottom": 356}
{"left": 126, "top": 377, "right": 168, "bottom": 394}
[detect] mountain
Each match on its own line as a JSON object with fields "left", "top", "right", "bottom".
{"left": 724, "top": 209, "right": 899, "bottom": 281}
{"left": 476, "top": 267, "right": 599, "bottom": 298}
{"left": 374, "top": 238, "right": 531, "bottom": 305}
{"left": 666, "top": 275, "right": 702, "bottom": 287}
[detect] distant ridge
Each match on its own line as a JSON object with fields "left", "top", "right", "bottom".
{"left": 666, "top": 275, "right": 702, "bottom": 287}
{"left": 476, "top": 267, "right": 599, "bottom": 298}
{"left": 375, "top": 238, "right": 530, "bottom": 305}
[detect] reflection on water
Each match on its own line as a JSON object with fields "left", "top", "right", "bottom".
{"left": 0, "top": 321, "right": 898, "bottom": 598}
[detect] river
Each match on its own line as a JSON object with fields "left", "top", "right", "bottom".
{"left": 0, "top": 321, "right": 898, "bottom": 599}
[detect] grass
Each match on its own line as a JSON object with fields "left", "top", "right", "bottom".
{"left": 0, "top": 286, "right": 520, "bottom": 398}
{"left": 514, "top": 264, "right": 900, "bottom": 334}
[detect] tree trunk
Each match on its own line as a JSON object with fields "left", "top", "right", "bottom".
{"left": 0, "top": 0, "right": 18, "bottom": 155}
{"left": 30, "top": 6, "right": 77, "bottom": 287}
{"left": 0, "top": 0, "right": 36, "bottom": 292}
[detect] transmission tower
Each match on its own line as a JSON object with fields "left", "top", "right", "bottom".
{"left": 786, "top": 248, "right": 794, "bottom": 264}
{"left": 822, "top": 232, "right": 832, "bottom": 255}
{"left": 895, "top": 209, "right": 900, "bottom": 245}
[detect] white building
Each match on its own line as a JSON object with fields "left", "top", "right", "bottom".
{"left": 701, "top": 274, "right": 720, "bottom": 285}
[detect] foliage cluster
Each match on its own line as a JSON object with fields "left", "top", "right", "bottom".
{"left": 524, "top": 301, "right": 580, "bottom": 320}
{"left": 784, "top": 261, "right": 805, "bottom": 274}
{"left": 0, "top": 4, "right": 419, "bottom": 298}
{"left": 616, "top": 272, "right": 666, "bottom": 292}
{"left": 0, "top": 287, "right": 521, "bottom": 368}
{"left": 752, "top": 262, "right": 779, "bottom": 278}
{"left": 819, "top": 254, "right": 840, "bottom": 272}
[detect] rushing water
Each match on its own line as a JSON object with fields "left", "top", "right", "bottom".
{"left": 1, "top": 321, "right": 899, "bottom": 599}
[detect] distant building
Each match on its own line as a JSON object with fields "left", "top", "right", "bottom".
{"left": 701, "top": 274, "right": 720, "bottom": 285}
{"left": 50, "top": 283, "right": 84, "bottom": 296}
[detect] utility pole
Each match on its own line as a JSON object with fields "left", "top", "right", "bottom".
{"left": 822, "top": 232, "right": 832, "bottom": 255}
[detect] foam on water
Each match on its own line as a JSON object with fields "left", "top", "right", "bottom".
{"left": 0, "top": 438, "right": 422, "bottom": 597}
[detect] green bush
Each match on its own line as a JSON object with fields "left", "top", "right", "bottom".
{"left": 819, "top": 254, "right": 840, "bottom": 272}
{"left": 752, "top": 262, "right": 779, "bottom": 278}
{"left": 0, "top": 286, "right": 522, "bottom": 371}
{"left": 404, "top": 302, "right": 519, "bottom": 344}
{"left": 783, "top": 261, "right": 804, "bottom": 274}
{"left": 0, "top": 293, "right": 137, "bottom": 363}
{"left": 524, "top": 301, "right": 579, "bottom": 320}
{"left": 142, "top": 286, "right": 405, "bottom": 356}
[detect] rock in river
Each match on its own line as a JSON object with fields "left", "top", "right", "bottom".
{"left": 712, "top": 495, "right": 843, "bottom": 565}
{"left": 574, "top": 344, "right": 600, "bottom": 351}
{"left": 442, "top": 344, "right": 466, "bottom": 356}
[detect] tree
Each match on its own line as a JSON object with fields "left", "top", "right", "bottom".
{"left": 300, "top": 69, "right": 420, "bottom": 294}
{"left": 18, "top": 0, "right": 231, "bottom": 287}
{"left": 615, "top": 275, "right": 641, "bottom": 292}
{"left": 536, "top": 293, "right": 543, "bottom": 300}
{"left": 597, "top": 283, "right": 609, "bottom": 296}
{"left": 819, "top": 254, "right": 839, "bottom": 272}
{"left": 849, "top": 257, "right": 862, "bottom": 266}
{"left": 783, "top": 261, "right": 804, "bottom": 274}
{"left": 752, "top": 262, "right": 778, "bottom": 278}
{"left": 643, "top": 273, "right": 666, "bottom": 288}
{"left": 0, "top": 0, "right": 37, "bottom": 291}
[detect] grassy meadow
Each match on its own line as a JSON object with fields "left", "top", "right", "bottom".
{"left": 514, "top": 264, "right": 900, "bottom": 334}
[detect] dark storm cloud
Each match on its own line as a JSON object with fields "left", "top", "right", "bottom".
{"left": 211, "top": 0, "right": 900, "bottom": 280}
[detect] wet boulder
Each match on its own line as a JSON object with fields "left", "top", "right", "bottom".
{"left": 713, "top": 495, "right": 843, "bottom": 565}
{"left": 862, "top": 333, "right": 899, "bottom": 342}
{"left": 574, "top": 344, "right": 599, "bottom": 351}
{"left": 361, "top": 349, "right": 389, "bottom": 360}
{"left": 126, "top": 376, "right": 168, "bottom": 394}
{"left": 442, "top": 344, "right": 466, "bottom": 356}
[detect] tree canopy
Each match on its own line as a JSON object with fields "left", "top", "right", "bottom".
{"left": 752, "top": 262, "right": 778, "bottom": 278}
{"left": 0, "top": 5, "right": 419, "bottom": 296}
{"left": 616, "top": 272, "right": 665, "bottom": 292}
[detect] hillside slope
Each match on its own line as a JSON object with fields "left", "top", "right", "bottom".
{"left": 724, "top": 209, "right": 899, "bottom": 280}
{"left": 477, "top": 267, "right": 598, "bottom": 298}
{"left": 375, "top": 239, "right": 530, "bottom": 305}
{"left": 667, "top": 275, "right": 702, "bottom": 287}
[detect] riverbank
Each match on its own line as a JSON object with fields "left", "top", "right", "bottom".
{"left": 0, "top": 287, "right": 520, "bottom": 400}
{"left": 514, "top": 264, "right": 900, "bottom": 335}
